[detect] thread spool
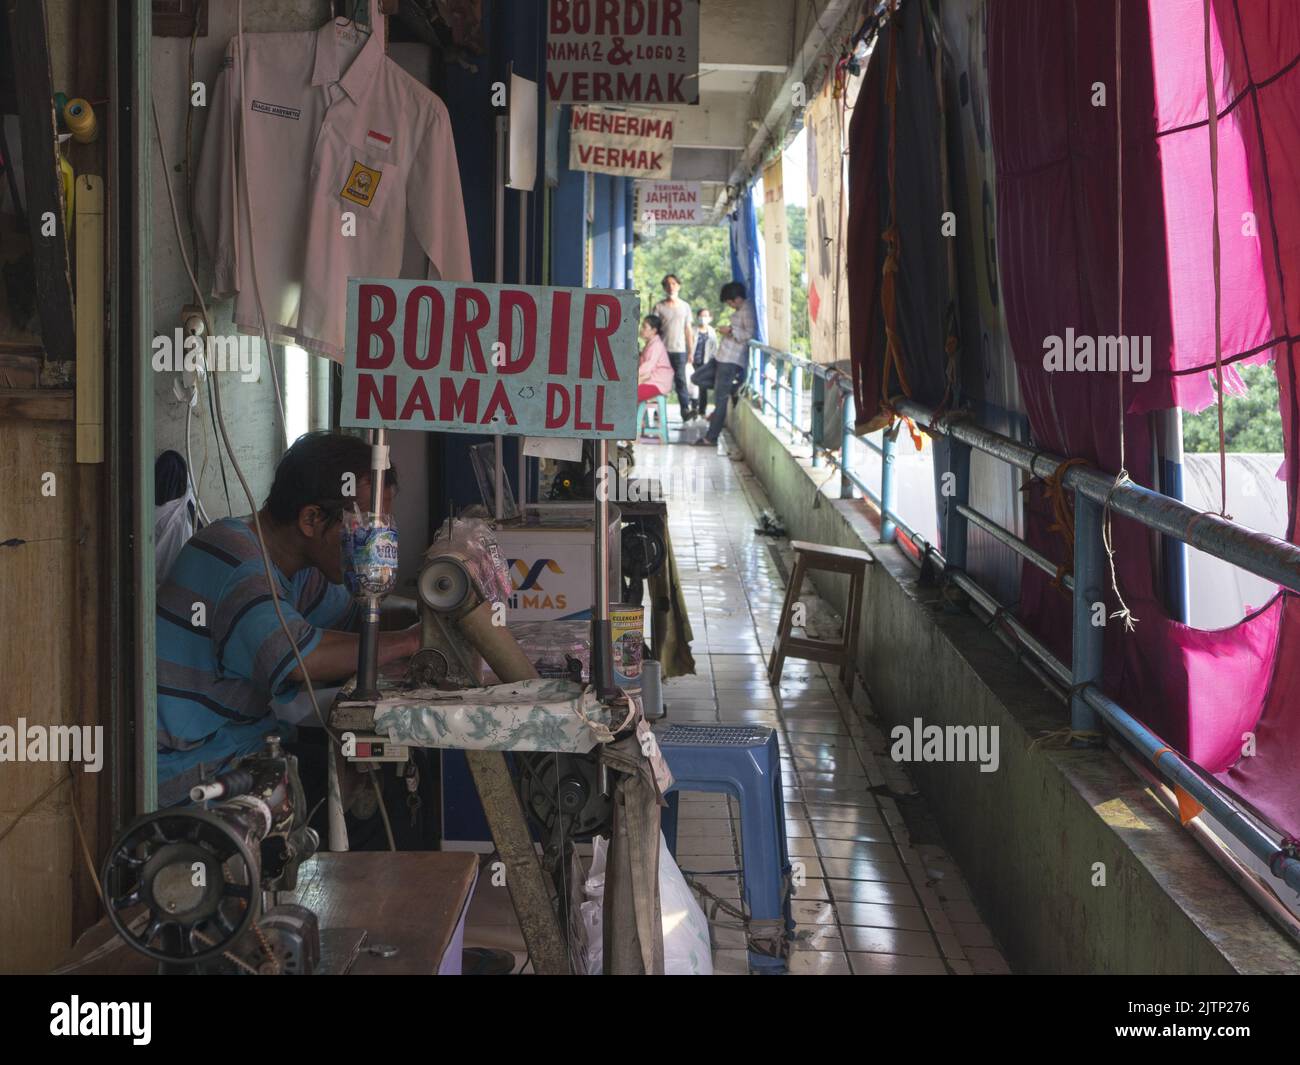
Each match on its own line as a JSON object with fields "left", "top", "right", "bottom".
{"left": 63, "top": 98, "right": 98, "bottom": 144}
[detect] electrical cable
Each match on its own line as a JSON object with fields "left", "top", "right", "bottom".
{"left": 151, "top": 94, "right": 341, "bottom": 799}
{"left": 204, "top": 371, "right": 235, "bottom": 516}
{"left": 370, "top": 770, "right": 397, "bottom": 851}
{"left": 235, "top": 0, "right": 290, "bottom": 447}
{"left": 184, "top": 394, "right": 212, "bottom": 525}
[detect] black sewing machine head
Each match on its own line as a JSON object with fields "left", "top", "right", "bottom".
{"left": 101, "top": 735, "right": 320, "bottom": 974}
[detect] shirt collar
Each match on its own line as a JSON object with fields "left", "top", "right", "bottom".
{"left": 311, "top": 20, "right": 384, "bottom": 102}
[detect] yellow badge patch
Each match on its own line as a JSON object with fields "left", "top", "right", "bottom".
{"left": 341, "top": 160, "right": 382, "bottom": 207}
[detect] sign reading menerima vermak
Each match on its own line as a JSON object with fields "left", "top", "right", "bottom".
{"left": 570, "top": 107, "right": 674, "bottom": 179}
{"left": 341, "top": 279, "right": 639, "bottom": 439}
{"left": 547, "top": 0, "right": 700, "bottom": 104}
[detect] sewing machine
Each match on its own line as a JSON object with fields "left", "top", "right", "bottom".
{"left": 99, "top": 735, "right": 323, "bottom": 974}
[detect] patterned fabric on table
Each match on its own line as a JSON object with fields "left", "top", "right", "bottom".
{"left": 372, "top": 678, "right": 615, "bottom": 753}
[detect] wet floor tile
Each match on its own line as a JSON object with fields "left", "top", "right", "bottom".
{"left": 848, "top": 952, "right": 950, "bottom": 975}
{"left": 631, "top": 437, "right": 1005, "bottom": 976}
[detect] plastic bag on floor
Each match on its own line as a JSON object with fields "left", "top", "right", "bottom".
{"left": 579, "top": 833, "right": 713, "bottom": 975}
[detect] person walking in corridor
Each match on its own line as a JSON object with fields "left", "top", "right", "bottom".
{"left": 653, "top": 274, "right": 696, "bottom": 420}
{"left": 694, "top": 281, "right": 754, "bottom": 447}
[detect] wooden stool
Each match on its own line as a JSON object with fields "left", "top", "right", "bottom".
{"left": 768, "top": 541, "right": 873, "bottom": 688}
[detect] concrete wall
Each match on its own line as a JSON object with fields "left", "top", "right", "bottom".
{"left": 150, "top": 1, "right": 332, "bottom": 519}
{"left": 730, "top": 400, "right": 1300, "bottom": 974}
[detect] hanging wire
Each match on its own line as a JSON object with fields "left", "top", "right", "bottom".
{"left": 1203, "top": 0, "right": 1230, "bottom": 517}
{"left": 1103, "top": 0, "right": 1137, "bottom": 631}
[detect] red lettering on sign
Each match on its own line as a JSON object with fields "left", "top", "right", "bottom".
{"left": 545, "top": 383, "right": 571, "bottom": 428}
{"left": 450, "top": 289, "right": 491, "bottom": 373}
{"left": 548, "top": 291, "right": 572, "bottom": 375}
{"left": 579, "top": 295, "right": 622, "bottom": 381}
{"left": 403, "top": 285, "right": 445, "bottom": 370}
{"left": 440, "top": 377, "right": 480, "bottom": 422}
{"left": 594, "top": 385, "right": 614, "bottom": 431}
{"left": 550, "top": 0, "right": 683, "bottom": 36}
{"left": 497, "top": 290, "right": 538, "bottom": 374}
{"left": 573, "top": 384, "right": 592, "bottom": 431}
{"left": 400, "top": 376, "right": 435, "bottom": 420}
{"left": 665, "top": 0, "right": 683, "bottom": 34}
{"left": 357, "top": 284, "right": 396, "bottom": 369}
{"left": 356, "top": 373, "right": 395, "bottom": 419}
{"left": 596, "top": 0, "right": 619, "bottom": 35}
{"left": 481, "top": 380, "right": 518, "bottom": 426}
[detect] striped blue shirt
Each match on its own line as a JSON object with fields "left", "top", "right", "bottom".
{"left": 155, "top": 518, "right": 358, "bottom": 804}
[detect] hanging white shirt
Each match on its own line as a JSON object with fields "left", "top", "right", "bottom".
{"left": 195, "top": 19, "right": 473, "bottom": 362}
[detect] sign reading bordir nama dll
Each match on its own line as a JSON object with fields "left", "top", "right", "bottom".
{"left": 341, "top": 279, "right": 639, "bottom": 439}
{"left": 547, "top": 0, "right": 700, "bottom": 104}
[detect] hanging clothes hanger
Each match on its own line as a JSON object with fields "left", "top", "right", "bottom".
{"left": 333, "top": 0, "right": 373, "bottom": 36}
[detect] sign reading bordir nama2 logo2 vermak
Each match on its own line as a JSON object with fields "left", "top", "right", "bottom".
{"left": 341, "top": 279, "right": 639, "bottom": 439}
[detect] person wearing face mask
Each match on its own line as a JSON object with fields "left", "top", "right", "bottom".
{"left": 652, "top": 273, "right": 697, "bottom": 420}
{"left": 691, "top": 306, "right": 719, "bottom": 417}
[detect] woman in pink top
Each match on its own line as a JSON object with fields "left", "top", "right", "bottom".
{"left": 637, "top": 314, "right": 674, "bottom": 402}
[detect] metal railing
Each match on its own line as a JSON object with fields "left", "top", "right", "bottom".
{"left": 748, "top": 343, "right": 902, "bottom": 539}
{"left": 743, "top": 340, "right": 1300, "bottom": 898}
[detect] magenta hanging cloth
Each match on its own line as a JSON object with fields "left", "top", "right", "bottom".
{"left": 987, "top": 0, "right": 1300, "bottom": 836}
{"left": 1178, "top": 0, "right": 1300, "bottom": 837}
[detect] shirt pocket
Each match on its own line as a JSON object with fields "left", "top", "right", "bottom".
{"left": 335, "top": 142, "right": 396, "bottom": 223}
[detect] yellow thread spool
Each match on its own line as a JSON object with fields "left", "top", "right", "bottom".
{"left": 63, "top": 98, "right": 98, "bottom": 144}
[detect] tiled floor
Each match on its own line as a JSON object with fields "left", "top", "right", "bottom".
{"left": 462, "top": 411, "right": 1011, "bottom": 975}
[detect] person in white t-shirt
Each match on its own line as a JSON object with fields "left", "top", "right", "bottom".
{"left": 652, "top": 274, "right": 697, "bottom": 420}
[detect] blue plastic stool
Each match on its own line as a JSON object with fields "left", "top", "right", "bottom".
{"left": 658, "top": 724, "right": 793, "bottom": 972}
{"left": 636, "top": 394, "right": 670, "bottom": 443}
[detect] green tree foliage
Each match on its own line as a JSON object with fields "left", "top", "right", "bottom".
{"left": 786, "top": 204, "right": 810, "bottom": 355}
{"left": 632, "top": 224, "right": 732, "bottom": 324}
{"left": 1182, "top": 363, "right": 1284, "bottom": 452}
{"left": 632, "top": 203, "right": 811, "bottom": 354}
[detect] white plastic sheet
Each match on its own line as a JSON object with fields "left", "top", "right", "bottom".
{"left": 579, "top": 833, "right": 713, "bottom": 975}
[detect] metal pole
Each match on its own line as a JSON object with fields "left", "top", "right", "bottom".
{"left": 1158, "top": 407, "right": 1189, "bottom": 621}
{"left": 899, "top": 397, "right": 1300, "bottom": 595}
{"left": 759, "top": 347, "right": 769, "bottom": 412}
{"left": 517, "top": 191, "right": 529, "bottom": 508}
{"left": 494, "top": 114, "right": 507, "bottom": 521}
{"left": 880, "top": 426, "right": 898, "bottom": 543}
{"left": 772, "top": 355, "right": 783, "bottom": 429}
{"left": 1070, "top": 492, "right": 1104, "bottom": 735}
{"left": 942, "top": 438, "right": 971, "bottom": 567}
{"left": 1080, "top": 685, "right": 1300, "bottom": 894}
{"left": 957, "top": 502, "right": 1074, "bottom": 591}
{"left": 811, "top": 374, "right": 825, "bottom": 468}
{"left": 789, "top": 362, "right": 799, "bottom": 442}
{"left": 591, "top": 439, "right": 615, "bottom": 699}
{"left": 840, "top": 391, "right": 855, "bottom": 500}
{"left": 353, "top": 427, "right": 388, "bottom": 702}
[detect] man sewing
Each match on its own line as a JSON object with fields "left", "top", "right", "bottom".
{"left": 154, "top": 432, "right": 421, "bottom": 809}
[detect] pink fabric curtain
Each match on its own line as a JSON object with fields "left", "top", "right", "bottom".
{"left": 987, "top": 0, "right": 1300, "bottom": 835}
